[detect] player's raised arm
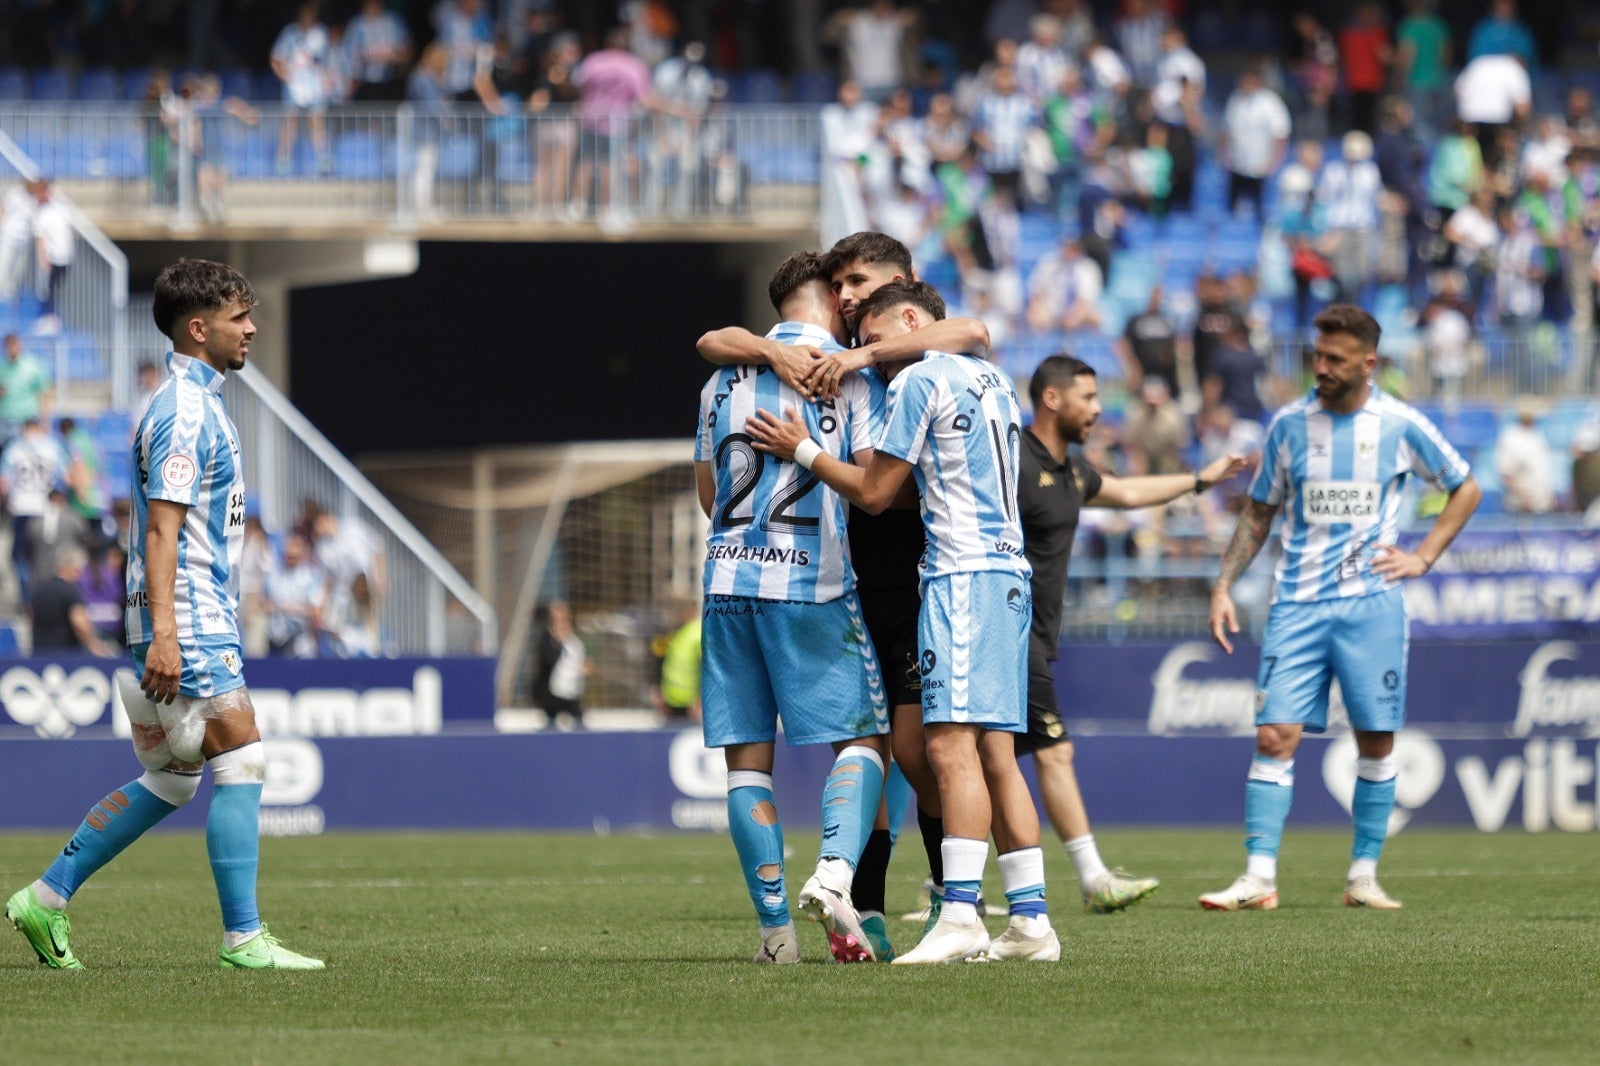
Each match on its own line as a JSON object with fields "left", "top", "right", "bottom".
{"left": 696, "top": 326, "right": 826, "bottom": 397}
{"left": 1208, "top": 498, "right": 1279, "bottom": 655}
{"left": 745, "top": 406, "right": 911, "bottom": 515}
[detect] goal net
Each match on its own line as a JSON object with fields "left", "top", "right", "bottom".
{"left": 361, "top": 441, "right": 705, "bottom": 711}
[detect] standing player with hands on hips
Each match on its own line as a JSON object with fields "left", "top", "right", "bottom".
{"left": 1200, "top": 304, "right": 1479, "bottom": 912}
{"left": 6, "top": 259, "right": 324, "bottom": 971}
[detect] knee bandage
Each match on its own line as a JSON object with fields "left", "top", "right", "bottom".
{"left": 1356, "top": 755, "right": 1397, "bottom": 783}
{"left": 209, "top": 741, "right": 267, "bottom": 786}
{"left": 138, "top": 768, "right": 202, "bottom": 807}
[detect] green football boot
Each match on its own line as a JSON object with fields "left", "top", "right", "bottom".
{"left": 7, "top": 886, "right": 84, "bottom": 970}
{"left": 219, "top": 926, "right": 326, "bottom": 970}
{"left": 1083, "top": 869, "right": 1161, "bottom": 914}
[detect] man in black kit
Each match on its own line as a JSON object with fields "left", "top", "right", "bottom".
{"left": 1019, "top": 355, "right": 1248, "bottom": 911}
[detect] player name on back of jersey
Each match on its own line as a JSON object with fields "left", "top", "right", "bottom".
{"left": 705, "top": 544, "right": 812, "bottom": 567}
{"left": 1302, "top": 480, "right": 1379, "bottom": 523}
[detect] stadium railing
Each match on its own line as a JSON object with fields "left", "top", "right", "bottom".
{"left": 0, "top": 103, "right": 822, "bottom": 230}
{"left": 0, "top": 124, "right": 130, "bottom": 412}
{"left": 124, "top": 296, "right": 497, "bottom": 657}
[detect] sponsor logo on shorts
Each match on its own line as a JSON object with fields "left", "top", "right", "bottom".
{"left": 1383, "top": 670, "right": 1399, "bottom": 691}
{"left": 918, "top": 650, "right": 937, "bottom": 677}
{"left": 1006, "top": 587, "right": 1026, "bottom": 614}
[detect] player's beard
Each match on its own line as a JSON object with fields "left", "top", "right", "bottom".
{"left": 1315, "top": 374, "right": 1357, "bottom": 404}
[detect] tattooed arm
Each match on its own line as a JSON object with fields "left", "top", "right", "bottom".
{"left": 1209, "top": 498, "right": 1278, "bottom": 654}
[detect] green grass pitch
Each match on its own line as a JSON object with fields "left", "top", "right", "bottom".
{"left": 1, "top": 828, "right": 1596, "bottom": 1064}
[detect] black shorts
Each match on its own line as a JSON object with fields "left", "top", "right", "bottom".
{"left": 859, "top": 584, "right": 921, "bottom": 710}
{"left": 1014, "top": 650, "right": 1072, "bottom": 757}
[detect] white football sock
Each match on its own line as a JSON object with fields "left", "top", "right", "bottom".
{"left": 1064, "top": 835, "right": 1109, "bottom": 891}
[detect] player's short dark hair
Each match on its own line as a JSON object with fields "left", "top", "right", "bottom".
{"left": 853, "top": 280, "right": 946, "bottom": 337}
{"left": 767, "top": 250, "right": 830, "bottom": 314}
{"left": 824, "top": 231, "right": 916, "bottom": 281}
{"left": 1028, "top": 353, "right": 1096, "bottom": 409}
{"left": 1313, "top": 303, "right": 1381, "bottom": 352}
{"left": 152, "top": 258, "right": 258, "bottom": 342}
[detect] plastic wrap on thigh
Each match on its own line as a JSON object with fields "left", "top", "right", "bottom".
{"left": 117, "top": 668, "right": 174, "bottom": 770}
{"left": 160, "top": 689, "right": 253, "bottom": 764}
{"left": 157, "top": 696, "right": 207, "bottom": 764}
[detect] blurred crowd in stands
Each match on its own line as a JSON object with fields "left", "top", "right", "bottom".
{"left": 0, "top": 346, "right": 388, "bottom": 658}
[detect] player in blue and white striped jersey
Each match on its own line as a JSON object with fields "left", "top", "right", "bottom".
{"left": 747, "top": 280, "right": 1057, "bottom": 965}
{"left": 5, "top": 260, "right": 322, "bottom": 972}
{"left": 1202, "top": 304, "right": 1480, "bottom": 913}
{"left": 694, "top": 251, "right": 890, "bottom": 966}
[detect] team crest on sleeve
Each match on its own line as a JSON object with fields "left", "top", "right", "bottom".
{"left": 161, "top": 454, "right": 198, "bottom": 488}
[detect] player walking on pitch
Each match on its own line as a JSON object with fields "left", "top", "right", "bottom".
{"left": 6, "top": 259, "right": 324, "bottom": 970}
{"left": 1199, "top": 305, "right": 1479, "bottom": 911}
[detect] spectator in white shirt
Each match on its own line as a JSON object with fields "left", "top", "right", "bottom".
{"left": 271, "top": 1, "right": 333, "bottom": 174}
{"left": 1318, "top": 130, "right": 1384, "bottom": 301}
{"left": 1016, "top": 15, "right": 1072, "bottom": 107}
{"left": 1115, "top": 0, "right": 1167, "bottom": 88}
{"left": 30, "top": 181, "right": 72, "bottom": 336}
{"left": 1454, "top": 53, "right": 1532, "bottom": 170}
{"left": 972, "top": 64, "right": 1037, "bottom": 208}
{"left": 1151, "top": 26, "right": 1205, "bottom": 126}
{"left": 1027, "top": 234, "right": 1104, "bottom": 333}
{"left": 826, "top": 1, "right": 916, "bottom": 104}
{"left": 1496, "top": 401, "right": 1556, "bottom": 513}
{"left": 1221, "top": 65, "right": 1291, "bottom": 218}
{"left": 0, "top": 179, "right": 40, "bottom": 308}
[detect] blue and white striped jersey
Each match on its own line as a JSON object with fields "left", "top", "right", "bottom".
{"left": 696, "top": 322, "right": 877, "bottom": 603}
{"left": 126, "top": 353, "right": 246, "bottom": 645}
{"left": 1250, "top": 387, "right": 1471, "bottom": 604}
{"left": 876, "top": 352, "right": 1030, "bottom": 585}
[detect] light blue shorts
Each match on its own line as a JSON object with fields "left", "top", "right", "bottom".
{"left": 1256, "top": 587, "right": 1408, "bottom": 734}
{"left": 131, "top": 634, "right": 247, "bottom": 700}
{"left": 700, "top": 591, "right": 889, "bottom": 748}
{"left": 918, "top": 571, "right": 1030, "bottom": 730}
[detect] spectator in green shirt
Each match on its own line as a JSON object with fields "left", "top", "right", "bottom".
{"left": 1396, "top": 0, "right": 1453, "bottom": 136}
{"left": 57, "top": 416, "right": 106, "bottom": 534}
{"left": 658, "top": 613, "right": 702, "bottom": 725}
{"left": 0, "top": 332, "right": 51, "bottom": 447}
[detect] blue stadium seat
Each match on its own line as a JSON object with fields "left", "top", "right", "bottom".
{"left": 437, "top": 134, "right": 480, "bottom": 180}
{"left": 1240, "top": 11, "right": 1281, "bottom": 53}
{"left": 0, "top": 67, "right": 25, "bottom": 100}
{"left": 495, "top": 136, "right": 534, "bottom": 183}
{"left": 77, "top": 68, "right": 119, "bottom": 102}
{"left": 30, "top": 69, "right": 73, "bottom": 101}
{"left": 120, "top": 68, "right": 153, "bottom": 102}
{"left": 792, "top": 71, "right": 837, "bottom": 105}
{"left": 256, "top": 71, "right": 285, "bottom": 103}
{"left": 1190, "top": 11, "right": 1228, "bottom": 52}
{"left": 0, "top": 623, "right": 19, "bottom": 657}
{"left": 335, "top": 131, "right": 387, "bottom": 180}
{"left": 737, "top": 69, "right": 783, "bottom": 105}
{"left": 105, "top": 132, "right": 147, "bottom": 179}
{"left": 220, "top": 68, "right": 254, "bottom": 102}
